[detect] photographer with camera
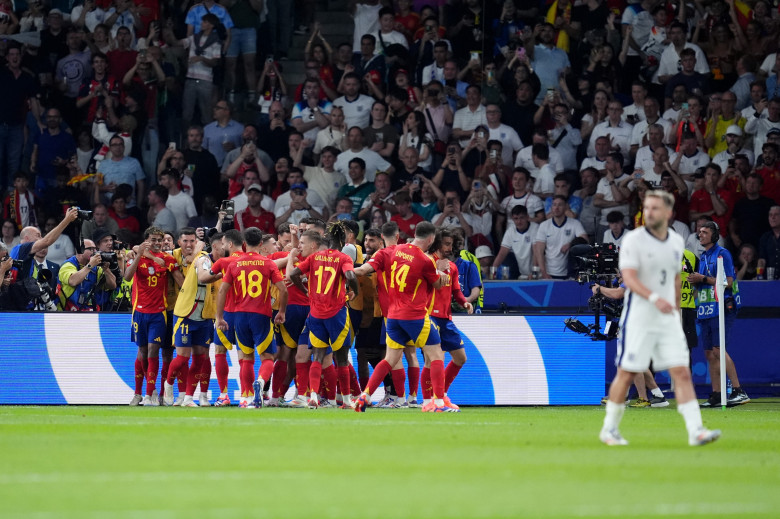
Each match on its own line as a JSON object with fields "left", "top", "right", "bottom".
{"left": 9, "top": 208, "right": 80, "bottom": 277}
{"left": 58, "top": 237, "right": 118, "bottom": 312}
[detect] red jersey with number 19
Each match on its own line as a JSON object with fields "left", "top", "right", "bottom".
{"left": 296, "top": 248, "right": 354, "bottom": 319}
{"left": 428, "top": 258, "right": 468, "bottom": 320}
{"left": 132, "top": 253, "right": 179, "bottom": 313}
{"left": 368, "top": 243, "right": 439, "bottom": 320}
{"left": 222, "top": 252, "right": 283, "bottom": 316}
{"left": 212, "top": 251, "right": 246, "bottom": 312}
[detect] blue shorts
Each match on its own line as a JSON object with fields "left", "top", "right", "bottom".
{"left": 214, "top": 311, "right": 235, "bottom": 350}
{"left": 431, "top": 317, "right": 463, "bottom": 352}
{"left": 163, "top": 310, "right": 174, "bottom": 348}
{"left": 386, "top": 316, "right": 441, "bottom": 350}
{"left": 132, "top": 312, "right": 167, "bottom": 347}
{"left": 226, "top": 27, "right": 257, "bottom": 58}
{"left": 234, "top": 311, "right": 277, "bottom": 356}
{"left": 276, "top": 304, "right": 309, "bottom": 349}
{"left": 697, "top": 313, "right": 736, "bottom": 351}
{"left": 379, "top": 317, "right": 387, "bottom": 345}
{"left": 307, "top": 307, "right": 351, "bottom": 353}
{"left": 173, "top": 317, "right": 214, "bottom": 348}
{"left": 347, "top": 307, "right": 362, "bottom": 338}
{"left": 298, "top": 323, "right": 310, "bottom": 347}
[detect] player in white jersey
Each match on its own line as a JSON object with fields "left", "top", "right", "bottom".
{"left": 600, "top": 190, "right": 721, "bottom": 447}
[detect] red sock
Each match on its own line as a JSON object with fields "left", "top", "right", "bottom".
{"left": 337, "top": 366, "right": 351, "bottom": 397}
{"left": 430, "top": 359, "right": 445, "bottom": 400}
{"left": 215, "top": 353, "right": 229, "bottom": 393}
{"left": 391, "top": 368, "right": 406, "bottom": 398}
{"left": 166, "top": 355, "right": 188, "bottom": 385}
{"left": 323, "top": 364, "right": 337, "bottom": 400}
{"left": 309, "top": 361, "right": 323, "bottom": 395}
{"left": 271, "top": 360, "right": 288, "bottom": 398}
{"left": 199, "top": 355, "right": 212, "bottom": 393}
{"left": 177, "top": 358, "right": 189, "bottom": 393}
{"left": 407, "top": 366, "right": 420, "bottom": 397}
{"left": 359, "top": 371, "right": 369, "bottom": 391}
{"left": 348, "top": 364, "right": 361, "bottom": 396}
{"left": 238, "top": 359, "right": 246, "bottom": 397}
{"left": 366, "top": 359, "right": 392, "bottom": 396}
{"left": 444, "top": 361, "right": 462, "bottom": 392}
{"left": 421, "top": 367, "right": 432, "bottom": 399}
{"left": 295, "top": 362, "right": 310, "bottom": 395}
{"left": 258, "top": 358, "right": 274, "bottom": 384}
{"left": 134, "top": 359, "right": 145, "bottom": 395}
{"left": 146, "top": 357, "right": 159, "bottom": 396}
{"left": 161, "top": 359, "right": 171, "bottom": 390}
{"left": 243, "top": 360, "right": 255, "bottom": 397}
{"left": 186, "top": 354, "right": 205, "bottom": 396}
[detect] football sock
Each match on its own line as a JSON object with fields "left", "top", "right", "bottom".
{"left": 348, "top": 364, "right": 361, "bottom": 396}
{"left": 166, "top": 355, "right": 188, "bottom": 385}
{"left": 309, "top": 361, "right": 323, "bottom": 395}
{"left": 238, "top": 359, "right": 247, "bottom": 397}
{"left": 271, "top": 360, "right": 288, "bottom": 398}
{"left": 323, "top": 364, "right": 337, "bottom": 401}
{"left": 677, "top": 400, "right": 703, "bottom": 435}
{"left": 199, "top": 355, "right": 212, "bottom": 393}
{"left": 603, "top": 400, "right": 626, "bottom": 431}
{"left": 146, "top": 357, "right": 159, "bottom": 396}
{"left": 650, "top": 387, "right": 664, "bottom": 398}
{"left": 430, "top": 359, "right": 445, "bottom": 401}
{"left": 295, "top": 362, "right": 310, "bottom": 395}
{"left": 134, "top": 359, "right": 145, "bottom": 395}
{"left": 161, "top": 359, "right": 171, "bottom": 391}
{"left": 337, "top": 366, "right": 351, "bottom": 398}
{"left": 215, "top": 353, "right": 229, "bottom": 393}
{"left": 243, "top": 360, "right": 256, "bottom": 396}
{"left": 186, "top": 354, "right": 206, "bottom": 396}
{"left": 444, "top": 361, "right": 462, "bottom": 392}
{"left": 258, "top": 358, "right": 274, "bottom": 384}
{"left": 407, "top": 366, "right": 420, "bottom": 398}
{"left": 177, "top": 360, "right": 189, "bottom": 393}
{"left": 391, "top": 368, "right": 406, "bottom": 398}
{"left": 421, "top": 367, "right": 432, "bottom": 400}
{"left": 366, "top": 360, "right": 392, "bottom": 396}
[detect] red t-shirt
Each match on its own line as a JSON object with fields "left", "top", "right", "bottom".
{"left": 428, "top": 258, "right": 467, "bottom": 320}
{"left": 368, "top": 243, "right": 438, "bottom": 320}
{"left": 222, "top": 252, "right": 283, "bottom": 317}
{"left": 269, "top": 250, "right": 309, "bottom": 306}
{"left": 689, "top": 188, "right": 734, "bottom": 230}
{"left": 236, "top": 208, "right": 276, "bottom": 234}
{"left": 756, "top": 164, "right": 780, "bottom": 204}
{"left": 391, "top": 213, "right": 424, "bottom": 240}
{"left": 296, "top": 248, "right": 354, "bottom": 319}
{"left": 131, "top": 252, "right": 178, "bottom": 313}
{"left": 212, "top": 251, "right": 245, "bottom": 312}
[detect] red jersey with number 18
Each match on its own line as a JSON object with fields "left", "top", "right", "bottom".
{"left": 132, "top": 252, "right": 179, "bottom": 313}
{"left": 296, "top": 249, "right": 354, "bottom": 319}
{"left": 368, "top": 243, "right": 439, "bottom": 320}
{"left": 212, "top": 251, "right": 246, "bottom": 312}
{"left": 222, "top": 252, "right": 283, "bottom": 317}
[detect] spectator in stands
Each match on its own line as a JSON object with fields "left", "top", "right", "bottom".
{"left": 359, "top": 170, "right": 396, "bottom": 222}
{"left": 527, "top": 22, "right": 570, "bottom": 104}
{"left": 462, "top": 179, "right": 498, "bottom": 247}
{"left": 334, "top": 126, "right": 393, "bottom": 182}
{"left": 492, "top": 204, "right": 538, "bottom": 279}
{"left": 593, "top": 152, "right": 631, "bottom": 235}
{"left": 745, "top": 97, "right": 780, "bottom": 159}
{"left": 108, "top": 194, "right": 141, "bottom": 244}
{"left": 501, "top": 80, "right": 538, "bottom": 145}
{"left": 336, "top": 157, "right": 375, "bottom": 220}
{"left": 689, "top": 164, "right": 734, "bottom": 232}
{"left": 758, "top": 206, "right": 780, "bottom": 276}
{"left": 147, "top": 185, "right": 176, "bottom": 233}
{"left": 421, "top": 40, "right": 448, "bottom": 85}
{"left": 515, "top": 127, "right": 564, "bottom": 178}
{"left": 352, "top": 34, "right": 386, "bottom": 83}
{"left": 575, "top": 167, "right": 601, "bottom": 243}
{"left": 390, "top": 191, "right": 423, "bottom": 242}
{"left": 705, "top": 91, "right": 745, "bottom": 158}
{"left": 433, "top": 189, "right": 472, "bottom": 238}
{"left": 231, "top": 168, "right": 275, "bottom": 214}
{"left": 602, "top": 210, "right": 626, "bottom": 247}
{"left": 548, "top": 103, "right": 581, "bottom": 173}
{"left": 409, "top": 175, "right": 443, "bottom": 222}
{"left": 713, "top": 125, "right": 754, "bottom": 173}
{"left": 274, "top": 169, "right": 327, "bottom": 226}
{"left": 235, "top": 183, "right": 276, "bottom": 233}
{"left": 588, "top": 100, "right": 633, "bottom": 162}
{"left": 2, "top": 219, "right": 21, "bottom": 251}
{"left": 3, "top": 173, "right": 38, "bottom": 232}
{"left": 363, "top": 101, "right": 397, "bottom": 161}
{"left": 333, "top": 72, "right": 375, "bottom": 129}
{"left": 299, "top": 146, "right": 346, "bottom": 212}
{"left": 30, "top": 108, "right": 76, "bottom": 194}
{"left": 730, "top": 174, "right": 775, "bottom": 249}
{"left": 203, "top": 99, "right": 244, "bottom": 168}
{"left": 159, "top": 168, "right": 197, "bottom": 231}
{"left": 544, "top": 174, "right": 582, "bottom": 220}
{"left": 533, "top": 195, "right": 587, "bottom": 279}
{"left": 735, "top": 243, "right": 759, "bottom": 281}
{"left": 182, "top": 125, "right": 221, "bottom": 210}
{"left": 452, "top": 84, "right": 487, "bottom": 148}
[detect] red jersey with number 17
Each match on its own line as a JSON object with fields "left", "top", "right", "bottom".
{"left": 428, "top": 257, "right": 468, "bottom": 320}
{"left": 132, "top": 252, "right": 178, "bottom": 314}
{"left": 269, "top": 250, "right": 309, "bottom": 306}
{"left": 222, "top": 252, "right": 283, "bottom": 317}
{"left": 212, "top": 251, "right": 246, "bottom": 312}
{"left": 296, "top": 248, "right": 354, "bottom": 319}
{"left": 368, "top": 243, "right": 439, "bottom": 320}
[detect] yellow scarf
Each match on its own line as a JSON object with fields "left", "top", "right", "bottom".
{"left": 546, "top": 1, "right": 571, "bottom": 52}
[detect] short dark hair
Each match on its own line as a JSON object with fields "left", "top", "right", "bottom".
{"left": 415, "top": 221, "right": 436, "bottom": 239}
{"left": 348, "top": 157, "right": 366, "bottom": 170}
{"left": 160, "top": 168, "right": 180, "bottom": 181}
{"left": 244, "top": 227, "right": 264, "bottom": 247}
{"left": 223, "top": 229, "right": 244, "bottom": 247}
{"left": 301, "top": 229, "right": 324, "bottom": 246}
{"left": 143, "top": 226, "right": 165, "bottom": 240}
{"left": 151, "top": 184, "right": 168, "bottom": 202}
{"left": 606, "top": 210, "right": 624, "bottom": 224}
{"left": 608, "top": 152, "right": 624, "bottom": 167}
{"left": 532, "top": 143, "right": 549, "bottom": 161}
{"left": 511, "top": 205, "right": 528, "bottom": 216}
{"left": 381, "top": 221, "right": 399, "bottom": 239}
{"left": 365, "top": 228, "right": 382, "bottom": 239}
{"left": 178, "top": 227, "right": 197, "bottom": 238}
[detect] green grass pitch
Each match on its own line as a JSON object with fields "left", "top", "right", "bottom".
{"left": 2, "top": 402, "right": 779, "bottom": 518}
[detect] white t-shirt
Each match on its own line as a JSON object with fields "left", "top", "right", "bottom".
{"left": 166, "top": 191, "right": 198, "bottom": 231}
{"left": 334, "top": 148, "right": 392, "bottom": 182}
{"left": 653, "top": 42, "right": 710, "bottom": 84}
{"left": 231, "top": 190, "right": 275, "bottom": 214}
{"left": 332, "top": 94, "right": 375, "bottom": 129}
{"left": 588, "top": 120, "right": 634, "bottom": 160}
{"left": 487, "top": 124, "right": 523, "bottom": 166}
{"left": 373, "top": 30, "right": 408, "bottom": 54}
{"left": 635, "top": 145, "right": 676, "bottom": 179}
{"left": 602, "top": 227, "right": 627, "bottom": 248}
{"left": 514, "top": 145, "right": 564, "bottom": 174}
{"left": 533, "top": 164, "right": 556, "bottom": 196}
{"left": 46, "top": 234, "right": 76, "bottom": 266}
{"left": 580, "top": 156, "right": 607, "bottom": 172}
{"left": 534, "top": 217, "right": 586, "bottom": 277}
{"left": 304, "top": 166, "right": 347, "bottom": 211}
{"left": 712, "top": 148, "right": 755, "bottom": 172}
{"left": 70, "top": 6, "right": 108, "bottom": 33}
{"left": 500, "top": 192, "right": 544, "bottom": 218}
{"left": 630, "top": 118, "right": 672, "bottom": 147}
{"left": 453, "top": 104, "right": 488, "bottom": 148}
{"left": 291, "top": 100, "right": 333, "bottom": 144}
{"left": 352, "top": 3, "right": 382, "bottom": 52}
{"left": 501, "top": 222, "right": 539, "bottom": 276}
{"left": 595, "top": 174, "right": 632, "bottom": 226}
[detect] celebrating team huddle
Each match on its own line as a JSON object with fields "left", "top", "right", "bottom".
{"left": 128, "top": 219, "right": 471, "bottom": 412}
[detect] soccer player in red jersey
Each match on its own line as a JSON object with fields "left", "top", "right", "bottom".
{"left": 216, "top": 227, "right": 288, "bottom": 408}
{"left": 289, "top": 223, "right": 359, "bottom": 409}
{"left": 124, "top": 227, "right": 183, "bottom": 406}
{"left": 425, "top": 228, "right": 473, "bottom": 409}
{"left": 352, "top": 221, "right": 456, "bottom": 412}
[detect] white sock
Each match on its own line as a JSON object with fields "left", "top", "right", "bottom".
{"left": 219, "top": 392, "right": 227, "bottom": 398}
{"left": 650, "top": 388, "right": 664, "bottom": 398}
{"left": 603, "top": 400, "right": 625, "bottom": 431}
{"left": 422, "top": 398, "right": 432, "bottom": 406}
{"left": 677, "top": 400, "right": 703, "bottom": 435}
{"left": 309, "top": 391, "right": 318, "bottom": 402}
{"left": 434, "top": 398, "right": 444, "bottom": 406}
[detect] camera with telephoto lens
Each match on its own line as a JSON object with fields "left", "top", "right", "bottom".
{"left": 75, "top": 207, "right": 93, "bottom": 220}
{"left": 23, "top": 271, "right": 58, "bottom": 311}
{"left": 12, "top": 259, "right": 25, "bottom": 269}
{"left": 99, "top": 252, "right": 118, "bottom": 271}
{"left": 112, "top": 240, "right": 125, "bottom": 251}
{"left": 573, "top": 243, "right": 619, "bottom": 284}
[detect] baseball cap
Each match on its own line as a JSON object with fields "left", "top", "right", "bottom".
{"left": 767, "top": 128, "right": 780, "bottom": 137}
{"left": 246, "top": 183, "right": 263, "bottom": 193}
{"left": 48, "top": 8, "right": 63, "bottom": 16}
{"left": 725, "top": 125, "right": 742, "bottom": 136}
{"left": 367, "top": 70, "right": 381, "bottom": 84}
{"left": 290, "top": 183, "right": 307, "bottom": 191}
{"left": 475, "top": 245, "right": 494, "bottom": 259}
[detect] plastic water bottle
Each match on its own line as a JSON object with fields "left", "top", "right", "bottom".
{"left": 727, "top": 379, "right": 732, "bottom": 397}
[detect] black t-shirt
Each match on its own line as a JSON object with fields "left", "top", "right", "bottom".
{"left": 572, "top": 3, "right": 610, "bottom": 34}
{"left": 0, "top": 67, "right": 40, "bottom": 125}
{"left": 183, "top": 148, "right": 222, "bottom": 209}
{"left": 500, "top": 101, "right": 538, "bottom": 145}
{"left": 732, "top": 196, "right": 775, "bottom": 247}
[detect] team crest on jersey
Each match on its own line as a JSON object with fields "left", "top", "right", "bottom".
{"left": 357, "top": 105, "right": 363, "bottom": 111}
{"left": 525, "top": 236, "right": 531, "bottom": 243}
{"left": 148, "top": 266, "right": 155, "bottom": 275}
{"left": 565, "top": 229, "right": 572, "bottom": 237}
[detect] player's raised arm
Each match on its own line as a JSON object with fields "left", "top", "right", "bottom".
{"left": 353, "top": 263, "right": 376, "bottom": 276}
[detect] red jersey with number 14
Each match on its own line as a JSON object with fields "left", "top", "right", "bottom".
{"left": 222, "top": 252, "right": 283, "bottom": 317}
{"left": 428, "top": 258, "right": 468, "bottom": 320}
{"left": 296, "top": 248, "right": 354, "bottom": 319}
{"left": 368, "top": 243, "right": 439, "bottom": 320}
{"left": 132, "top": 252, "right": 178, "bottom": 313}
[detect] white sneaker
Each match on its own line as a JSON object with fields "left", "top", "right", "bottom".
{"left": 141, "top": 395, "right": 152, "bottom": 406}
{"left": 173, "top": 394, "right": 184, "bottom": 406}
{"left": 599, "top": 428, "right": 629, "bottom": 446}
{"left": 163, "top": 381, "right": 174, "bottom": 406}
{"left": 689, "top": 428, "right": 721, "bottom": 446}
{"left": 407, "top": 397, "right": 420, "bottom": 408}
{"left": 376, "top": 395, "right": 394, "bottom": 408}
{"left": 308, "top": 396, "right": 319, "bottom": 409}
{"left": 286, "top": 395, "right": 308, "bottom": 408}
{"left": 129, "top": 394, "right": 143, "bottom": 406}
{"left": 182, "top": 395, "right": 198, "bottom": 407}
{"left": 199, "top": 393, "right": 211, "bottom": 407}
{"left": 150, "top": 390, "right": 160, "bottom": 406}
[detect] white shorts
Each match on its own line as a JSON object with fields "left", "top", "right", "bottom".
{"left": 616, "top": 325, "right": 689, "bottom": 373}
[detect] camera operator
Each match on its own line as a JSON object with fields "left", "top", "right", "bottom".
{"left": 9, "top": 208, "right": 80, "bottom": 276}
{"left": 0, "top": 244, "right": 16, "bottom": 310}
{"left": 94, "top": 227, "right": 126, "bottom": 278}
{"left": 58, "top": 238, "right": 118, "bottom": 311}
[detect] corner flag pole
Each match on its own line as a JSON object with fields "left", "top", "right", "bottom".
{"left": 716, "top": 256, "right": 727, "bottom": 410}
